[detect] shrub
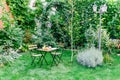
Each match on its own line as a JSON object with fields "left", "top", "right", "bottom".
{"left": 85, "top": 26, "right": 96, "bottom": 48}
{"left": 98, "top": 29, "right": 117, "bottom": 54}
{"left": 0, "top": 1, "right": 24, "bottom": 49}
{"left": 32, "top": 25, "right": 56, "bottom": 48}
{"left": 0, "top": 26, "right": 24, "bottom": 49}
{"left": 7, "top": 26, "right": 24, "bottom": 48}
{"left": 77, "top": 47, "right": 103, "bottom": 67}
{"left": 0, "top": 48, "right": 21, "bottom": 65}
{"left": 23, "top": 29, "right": 32, "bottom": 43}
{"left": 6, "top": 0, "right": 120, "bottom": 48}
{"left": 103, "top": 53, "right": 113, "bottom": 63}
{"left": 85, "top": 28, "right": 116, "bottom": 54}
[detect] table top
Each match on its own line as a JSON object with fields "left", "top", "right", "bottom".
{"left": 37, "top": 48, "right": 58, "bottom": 52}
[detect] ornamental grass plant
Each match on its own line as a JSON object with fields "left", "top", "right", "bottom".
{"left": 77, "top": 47, "right": 103, "bottom": 67}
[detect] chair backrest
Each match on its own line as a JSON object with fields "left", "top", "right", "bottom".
{"left": 28, "top": 45, "right": 37, "bottom": 50}
{"left": 54, "top": 48, "right": 63, "bottom": 55}
{"left": 28, "top": 45, "right": 38, "bottom": 57}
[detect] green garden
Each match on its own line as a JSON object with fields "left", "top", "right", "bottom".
{"left": 0, "top": 0, "right": 120, "bottom": 80}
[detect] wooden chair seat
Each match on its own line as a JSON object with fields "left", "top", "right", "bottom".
{"left": 51, "top": 48, "right": 63, "bottom": 65}
{"left": 28, "top": 44, "right": 44, "bottom": 67}
{"left": 28, "top": 45, "right": 37, "bottom": 50}
{"left": 32, "top": 54, "right": 42, "bottom": 57}
{"left": 51, "top": 52, "right": 61, "bottom": 55}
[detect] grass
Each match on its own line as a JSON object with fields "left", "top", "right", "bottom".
{"left": 0, "top": 50, "right": 120, "bottom": 80}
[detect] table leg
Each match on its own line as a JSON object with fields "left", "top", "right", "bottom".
{"left": 51, "top": 54, "right": 59, "bottom": 66}
{"left": 31, "top": 57, "right": 35, "bottom": 65}
{"left": 43, "top": 52, "right": 48, "bottom": 65}
{"left": 38, "top": 56, "right": 43, "bottom": 67}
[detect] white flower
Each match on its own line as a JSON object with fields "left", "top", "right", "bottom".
{"left": 50, "top": 11, "right": 56, "bottom": 15}
{"left": 28, "top": 0, "right": 36, "bottom": 10}
{"left": 51, "top": 7, "right": 56, "bottom": 12}
{"left": 42, "top": 2, "right": 48, "bottom": 8}
{"left": 46, "top": 22, "right": 52, "bottom": 28}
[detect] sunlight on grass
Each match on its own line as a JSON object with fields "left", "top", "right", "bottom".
{"left": 27, "top": 64, "right": 71, "bottom": 80}
{"left": 0, "top": 52, "right": 120, "bottom": 80}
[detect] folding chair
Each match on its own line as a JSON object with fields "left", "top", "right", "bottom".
{"left": 51, "top": 48, "right": 63, "bottom": 65}
{"left": 28, "top": 45, "right": 43, "bottom": 67}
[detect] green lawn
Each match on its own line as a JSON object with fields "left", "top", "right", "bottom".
{"left": 0, "top": 50, "right": 120, "bottom": 80}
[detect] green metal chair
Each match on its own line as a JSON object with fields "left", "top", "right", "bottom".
{"left": 28, "top": 45, "right": 44, "bottom": 67}
{"left": 51, "top": 48, "right": 63, "bottom": 65}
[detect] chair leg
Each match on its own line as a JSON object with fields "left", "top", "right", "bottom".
{"left": 55, "top": 56, "right": 59, "bottom": 63}
{"left": 54, "top": 55, "right": 63, "bottom": 64}
{"left": 38, "top": 55, "right": 48, "bottom": 67}
{"left": 51, "top": 55, "right": 55, "bottom": 66}
{"left": 57, "top": 55, "right": 63, "bottom": 62}
{"left": 51, "top": 55, "right": 60, "bottom": 66}
{"left": 43, "top": 53, "right": 48, "bottom": 65}
{"left": 44, "top": 57, "right": 48, "bottom": 65}
{"left": 39, "top": 56, "right": 44, "bottom": 67}
{"left": 31, "top": 57, "right": 35, "bottom": 65}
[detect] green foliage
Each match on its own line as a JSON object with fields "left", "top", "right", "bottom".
{"left": 72, "top": 0, "right": 95, "bottom": 47}
{"left": 100, "top": 29, "right": 111, "bottom": 53}
{"left": 0, "top": 1, "right": 24, "bottom": 49}
{"left": 0, "top": 1, "right": 14, "bottom": 28}
{"left": 6, "top": 0, "right": 120, "bottom": 48}
{"left": 0, "top": 46, "right": 4, "bottom": 54}
{"left": 7, "top": 27, "right": 24, "bottom": 48}
{"left": 104, "top": 1, "right": 120, "bottom": 38}
{"left": 70, "top": 0, "right": 120, "bottom": 47}
{"left": 99, "top": 29, "right": 116, "bottom": 54}
{"left": 103, "top": 53, "right": 113, "bottom": 63}
{"left": 37, "top": 1, "right": 71, "bottom": 47}
{"left": 85, "top": 26, "right": 96, "bottom": 47}
{"left": 0, "top": 26, "right": 24, "bottom": 49}
{"left": 85, "top": 28, "right": 117, "bottom": 54}
{"left": 32, "top": 26, "right": 56, "bottom": 48}
{"left": 6, "top": 0, "right": 42, "bottom": 30}
{"left": 0, "top": 1, "right": 24, "bottom": 65}
{"left": 0, "top": 48, "right": 21, "bottom": 65}
{"left": 23, "top": 29, "right": 32, "bottom": 43}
